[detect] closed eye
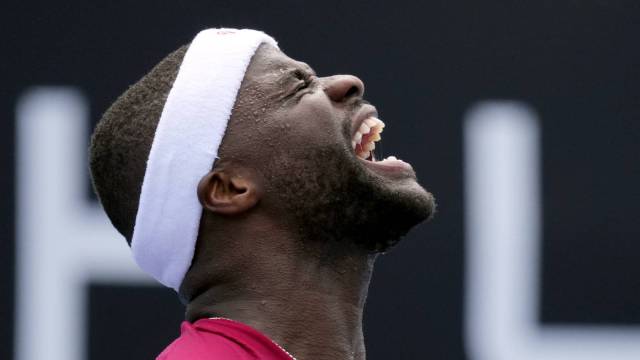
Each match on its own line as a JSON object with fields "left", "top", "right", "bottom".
{"left": 292, "top": 69, "right": 311, "bottom": 90}
{"left": 280, "top": 68, "right": 316, "bottom": 102}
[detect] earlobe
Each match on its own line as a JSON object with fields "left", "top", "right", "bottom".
{"left": 197, "top": 170, "right": 261, "bottom": 215}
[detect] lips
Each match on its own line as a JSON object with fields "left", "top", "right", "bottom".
{"left": 349, "top": 105, "right": 415, "bottom": 176}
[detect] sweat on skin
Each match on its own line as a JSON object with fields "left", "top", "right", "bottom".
{"left": 90, "top": 29, "right": 435, "bottom": 360}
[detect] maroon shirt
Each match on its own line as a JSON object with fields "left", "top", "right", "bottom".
{"left": 158, "top": 318, "right": 295, "bottom": 360}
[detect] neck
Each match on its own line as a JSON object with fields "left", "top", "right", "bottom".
{"left": 184, "top": 217, "right": 377, "bottom": 360}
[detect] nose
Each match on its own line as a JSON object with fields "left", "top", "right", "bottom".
{"left": 323, "top": 75, "right": 365, "bottom": 103}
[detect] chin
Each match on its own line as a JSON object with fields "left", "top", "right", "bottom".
{"left": 360, "top": 177, "right": 436, "bottom": 252}
{"left": 263, "top": 143, "right": 435, "bottom": 254}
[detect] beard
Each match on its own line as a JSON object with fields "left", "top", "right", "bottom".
{"left": 261, "top": 140, "right": 436, "bottom": 254}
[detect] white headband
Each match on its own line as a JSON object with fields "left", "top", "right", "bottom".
{"left": 131, "top": 28, "right": 278, "bottom": 291}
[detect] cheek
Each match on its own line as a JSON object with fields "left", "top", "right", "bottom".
{"left": 280, "top": 96, "right": 347, "bottom": 152}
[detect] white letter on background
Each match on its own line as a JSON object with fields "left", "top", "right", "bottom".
{"left": 464, "top": 101, "right": 640, "bottom": 360}
{"left": 15, "top": 88, "right": 155, "bottom": 360}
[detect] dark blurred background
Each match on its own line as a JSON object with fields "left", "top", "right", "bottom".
{"left": 2, "top": 1, "right": 639, "bottom": 359}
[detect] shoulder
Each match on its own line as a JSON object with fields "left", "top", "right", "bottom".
{"left": 156, "top": 321, "right": 249, "bottom": 360}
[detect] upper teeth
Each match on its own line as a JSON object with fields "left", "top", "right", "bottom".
{"left": 353, "top": 117, "right": 385, "bottom": 159}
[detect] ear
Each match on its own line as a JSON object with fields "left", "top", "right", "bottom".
{"left": 197, "top": 170, "right": 262, "bottom": 215}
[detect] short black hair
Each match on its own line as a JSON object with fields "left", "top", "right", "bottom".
{"left": 89, "top": 45, "right": 188, "bottom": 242}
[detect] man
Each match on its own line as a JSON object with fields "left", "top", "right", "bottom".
{"left": 90, "top": 28, "right": 435, "bottom": 360}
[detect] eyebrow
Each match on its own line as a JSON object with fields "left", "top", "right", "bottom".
{"left": 278, "top": 63, "right": 317, "bottom": 82}
{"left": 297, "top": 62, "right": 317, "bottom": 77}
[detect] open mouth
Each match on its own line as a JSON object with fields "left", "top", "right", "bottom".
{"left": 351, "top": 116, "right": 408, "bottom": 164}
{"left": 349, "top": 111, "right": 415, "bottom": 177}
{"left": 352, "top": 116, "right": 384, "bottom": 160}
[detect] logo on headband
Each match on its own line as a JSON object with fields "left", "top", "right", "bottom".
{"left": 216, "top": 30, "right": 237, "bottom": 35}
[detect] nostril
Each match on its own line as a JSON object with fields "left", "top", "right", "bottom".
{"left": 324, "top": 75, "right": 365, "bottom": 102}
{"left": 344, "top": 85, "right": 359, "bottom": 99}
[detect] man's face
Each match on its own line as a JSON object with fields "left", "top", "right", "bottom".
{"left": 222, "top": 44, "right": 435, "bottom": 252}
